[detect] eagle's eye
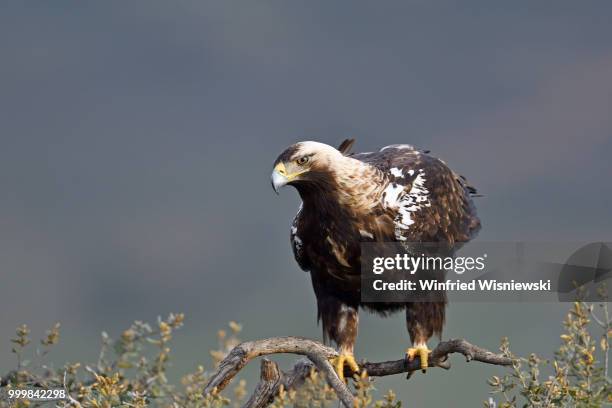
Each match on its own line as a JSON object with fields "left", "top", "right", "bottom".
{"left": 296, "top": 156, "right": 310, "bottom": 165}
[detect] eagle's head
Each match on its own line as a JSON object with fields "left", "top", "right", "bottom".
{"left": 271, "top": 141, "right": 344, "bottom": 194}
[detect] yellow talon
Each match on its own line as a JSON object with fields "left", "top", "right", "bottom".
{"left": 406, "top": 344, "right": 431, "bottom": 372}
{"left": 332, "top": 353, "right": 360, "bottom": 382}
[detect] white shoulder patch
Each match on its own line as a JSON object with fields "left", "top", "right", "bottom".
{"left": 382, "top": 169, "right": 431, "bottom": 240}
{"left": 389, "top": 167, "right": 403, "bottom": 178}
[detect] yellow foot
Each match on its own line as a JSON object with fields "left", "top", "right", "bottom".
{"left": 406, "top": 344, "right": 431, "bottom": 372}
{"left": 331, "top": 353, "right": 360, "bottom": 382}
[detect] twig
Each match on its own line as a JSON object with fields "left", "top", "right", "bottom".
{"left": 63, "top": 371, "right": 83, "bottom": 408}
{"left": 203, "top": 336, "right": 513, "bottom": 408}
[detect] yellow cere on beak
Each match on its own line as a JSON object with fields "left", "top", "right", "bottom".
{"left": 271, "top": 162, "right": 308, "bottom": 193}
{"left": 276, "top": 162, "right": 308, "bottom": 181}
{"left": 274, "top": 162, "right": 288, "bottom": 176}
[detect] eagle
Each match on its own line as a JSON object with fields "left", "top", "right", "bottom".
{"left": 271, "top": 140, "right": 480, "bottom": 380}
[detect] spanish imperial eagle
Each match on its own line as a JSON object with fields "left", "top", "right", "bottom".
{"left": 271, "top": 140, "right": 480, "bottom": 380}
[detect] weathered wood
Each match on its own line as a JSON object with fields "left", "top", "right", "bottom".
{"left": 203, "top": 337, "right": 336, "bottom": 395}
{"left": 306, "top": 349, "right": 355, "bottom": 407}
{"left": 243, "top": 359, "right": 283, "bottom": 408}
{"left": 204, "top": 336, "right": 514, "bottom": 408}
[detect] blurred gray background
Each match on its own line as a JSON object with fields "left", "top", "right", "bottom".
{"left": 1, "top": 1, "right": 611, "bottom": 406}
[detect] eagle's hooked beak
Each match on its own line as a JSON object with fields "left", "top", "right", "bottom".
{"left": 271, "top": 162, "right": 289, "bottom": 194}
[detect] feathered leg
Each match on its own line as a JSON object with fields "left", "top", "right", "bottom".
{"left": 405, "top": 302, "right": 445, "bottom": 372}
{"left": 317, "top": 294, "right": 360, "bottom": 382}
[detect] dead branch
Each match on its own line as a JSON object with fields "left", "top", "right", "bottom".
{"left": 203, "top": 336, "right": 514, "bottom": 408}
{"left": 243, "top": 359, "right": 282, "bottom": 408}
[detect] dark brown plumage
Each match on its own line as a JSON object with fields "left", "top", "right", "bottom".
{"left": 271, "top": 139, "right": 480, "bottom": 377}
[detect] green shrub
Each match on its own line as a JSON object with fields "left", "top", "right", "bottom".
{"left": 487, "top": 287, "right": 610, "bottom": 407}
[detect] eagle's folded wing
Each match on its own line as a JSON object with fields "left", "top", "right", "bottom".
{"left": 357, "top": 145, "right": 480, "bottom": 245}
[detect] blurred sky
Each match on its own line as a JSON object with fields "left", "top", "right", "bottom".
{"left": 1, "top": 1, "right": 611, "bottom": 406}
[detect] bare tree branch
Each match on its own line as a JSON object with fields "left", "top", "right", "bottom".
{"left": 203, "top": 336, "right": 514, "bottom": 408}
{"left": 306, "top": 349, "right": 355, "bottom": 407}
{"left": 243, "top": 359, "right": 283, "bottom": 408}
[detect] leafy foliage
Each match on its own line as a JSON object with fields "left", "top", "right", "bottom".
{"left": 1, "top": 293, "right": 609, "bottom": 407}
{"left": 0, "top": 316, "right": 398, "bottom": 407}
{"left": 487, "top": 287, "right": 611, "bottom": 407}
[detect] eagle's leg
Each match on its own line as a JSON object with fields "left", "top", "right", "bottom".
{"left": 320, "top": 300, "right": 361, "bottom": 382}
{"left": 405, "top": 302, "right": 444, "bottom": 372}
{"left": 405, "top": 342, "right": 431, "bottom": 372}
